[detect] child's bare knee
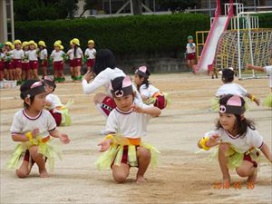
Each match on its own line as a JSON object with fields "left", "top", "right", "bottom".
{"left": 113, "top": 172, "right": 127, "bottom": 183}
{"left": 137, "top": 147, "right": 151, "bottom": 158}
{"left": 236, "top": 168, "right": 249, "bottom": 177}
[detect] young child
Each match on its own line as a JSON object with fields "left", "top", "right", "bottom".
{"left": 134, "top": 66, "right": 168, "bottom": 110}
{"left": 8, "top": 80, "right": 70, "bottom": 178}
{"left": 12, "top": 40, "right": 24, "bottom": 84}
{"left": 50, "top": 40, "right": 65, "bottom": 82}
{"left": 3, "top": 41, "right": 14, "bottom": 80}
{"left": 96, "top": 76, "right": 161, "bottom": 184}
{"left": 21, "top": 41, "right": 30, "bottom": 81}
{"left": 28, "top": 40, "right": 39, "bottom": 80}
{"left": 84, "top": 40, "right": 96, "bottom": 72}
{"left": 38, "top": 40, "right": 48, "bottom": 79}
{"left": 214, "top": 67, "right": 260, "bottom": 108}
{"left": 82, "top": 49, "right": 143, "bottom": 118}
{"left": 43, "top": 76, "right": 72, "bottom": 126}
{"left": 0, "top": 43, "right": 4, "bottom": 81}
{"left": 186, "top": 35, "right": 196, "bottom": 73}
{"left": 67, "top": 38, "right": 83, "bottom": 82}
{"left": 198, "top": 94, "right": 272, "bottom": 188}
{"left": 246, "top": 64, "right": 272, "bottom": 107}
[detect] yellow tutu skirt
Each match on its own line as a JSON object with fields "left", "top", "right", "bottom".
{"left": 7, "top": 137, "right": 61, "bottom": 171}
{"left": 96, "top": 142, "right": 159, "bottom": 170}
{"left": 263, "top": 93, "right": 272, "bottom": 107}
{"left": 207, "top": 145, "right": 260, "bottom": 169}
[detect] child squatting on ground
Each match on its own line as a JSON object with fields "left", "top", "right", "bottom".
{"left": 134, "top": 66, "right": 168, "bottom": 110}
{"left": 8, "top": 80, "right": 70, "bottom": 178}
{"left": 198, "top": 94, "right": 272, "bottom": 188}
{"left": 96, "top": 76, "right": 161, "bottom": 184}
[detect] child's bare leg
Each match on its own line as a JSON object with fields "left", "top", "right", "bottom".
{"left": 29, "top": 146, "right": 48, "bottom": 178}
{"left": 136, "top": 147, "right": 151, "bottom": 184}
{"left": 112, "top": 163, "right": 130, "bottom": 183}
{"left": 16, "top": 160, "right": 31, "bottom": 178}
{"left": 218, "top": 143, "right": 231, "bottom": 187}
{"left": 236, "top": 160, "right": 257, "bottom": 183}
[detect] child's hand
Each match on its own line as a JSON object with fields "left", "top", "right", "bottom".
{"left": 206, "top": 135, "right": 220, "bottom": 147}
{"left": 59, "top": 133, "right": 70, "bottom": 144}
{"left": 98, "top": 139, "right": 111, "bottom": 152}
{"left": 131, "top": 104, "right": 144, "bottom": 114}
{"left": 31, "top": 128, "right": 40, "bottom": 138}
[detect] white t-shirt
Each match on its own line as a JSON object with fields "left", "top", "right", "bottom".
{"left": 106, "top": 103, "right": 151, "bottom": 138}
{"left": 67, "top": 48, "right": 83, "bottom": 59}
{"left": 10, "top": 109, "right": 56, "bottom": 139}
{"left": 50, "top": 50, "right": 65, "bottom": 62}
{"left": 12, "top": 49, "right": 24, "bottom": 59}
{"left": 186, "top": 43, "right": 196, "bottom": 54}
{"left": 264, "top": 65, "right": 272, "bottom": 88}
{"left": 4, "top": 50, "right": 13, "bottom": 60}
{"left": 205, "top": 127, "right": 264, "bottom": 153}
{"left": 46, "top": 94, "right": 62, "bottom": 110}
{"left": 28, "top": 49, "right": 38, "bottom": 61}
{"left": 84, "top": 48, "right": 96, "bottom": 59}
{"left": 40, "top": 49, "right": 48, "bottom": 60}
{"left": 82, "top": 67, "right": 143, "bottom": 105}
{"left": 139, "top": 84, "right": 160, "bottom": 98}
{"left": 23, "top": 50, "right": 29, "bottom": 62}
{"left": 215, "top": 83, "right": 248, "bottom": 97}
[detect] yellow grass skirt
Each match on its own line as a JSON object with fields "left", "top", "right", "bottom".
{"left": 7, "top": 137, "right": 61, "bottom": 171}
{"left": 263, "top": 93, "right": 272, "bottom": 107}
{"left": 96, "top": 143, "right": 160, "bottom": 170}
{"left": 207, "top": 144, "right": 260, "bottom": 169}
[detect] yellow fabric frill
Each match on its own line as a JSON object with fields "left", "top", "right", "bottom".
{"left": 7, "top": 136, "right": 61, "bottom": 171}
{"left": 95, "top": 135, "right": 159, "bottom": 170}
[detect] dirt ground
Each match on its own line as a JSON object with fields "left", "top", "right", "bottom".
{"left": 0, "top": 73, "right": 271, "bottom": 204}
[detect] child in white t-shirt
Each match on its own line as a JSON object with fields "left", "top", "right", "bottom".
{"left": 96, "top": 76, "right": 161, "bottom": 184}
{"left": 198, "top": 94, "right": 272, "bottom": 188}
{"left": 84, "top": 40, "right": 96, "bottom": 72}
{"left": 8, "top": 80, "right": 70, "bottom": 178}
{"left": 134, "top": 66, "right": 168, "bottom": 110}
{"left": 186, "top": 35, "right": 196, "bottom": 73}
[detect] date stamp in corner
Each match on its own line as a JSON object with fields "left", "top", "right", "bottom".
{"left": 213, "top": 181, "right": 255, "bottom": 189}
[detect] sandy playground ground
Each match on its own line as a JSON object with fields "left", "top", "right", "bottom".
{"left": 0, "top": 73, "right": 271, "bottom": 204}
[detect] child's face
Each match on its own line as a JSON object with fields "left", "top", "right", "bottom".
{"left": 219, "top": 113, "right": 236, "bottom": 133}
{"left": 114, "top": 94, "right": 134, "bottom": 112}
{"left": 88, "top": 43, "right": 94, "bottom": 48}
{"left": 134, "top": 74, "right": 144, "bottom": 86}
{"left": 188, "top": 39, "right": 193, "bottom": 43}
{"left": 29, "top": 44, "right": 35, "bottom": 50}
{"left": 45, "top": 84, "right": 54, "bottom": 93}
{"left": 15, "top": 44, "right": 21, "bottom": 49}
{"left": 26, "top": 92, "right": 47, "bottom": 112}
{"left": 23, "top": 46, "right": 29, "bottom": 51}
{"left": 55, "top": 46, "right": 60, "bottom": 51}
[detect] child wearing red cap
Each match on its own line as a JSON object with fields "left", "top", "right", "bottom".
{"left": 198, "top": 94, "right": 272, "bottom": 188}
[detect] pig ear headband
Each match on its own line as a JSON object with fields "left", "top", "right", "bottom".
{"left": 135, "top": 66, "right": 147, "bottom": 77}
{"left": 21, "top": 81, "right": 46, "bottom": 99}
{"left": 111, "top": 76, "right": 133, "bottom": 98}
{"left": 219, "top": 95, "right": 245, "bottom": 115}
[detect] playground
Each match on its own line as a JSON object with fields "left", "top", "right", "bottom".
{"left": 0, "top": 73, "right": 271, "bottom": 203}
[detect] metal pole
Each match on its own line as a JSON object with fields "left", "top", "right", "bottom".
{"left": 10, "top": 0, "right": 15, "bottom": 41}
{"left": 246, "top": 14, "right": 255, "bottom": 78}
{"left": 237, "top": 12, "right": 242, "bottom": 79}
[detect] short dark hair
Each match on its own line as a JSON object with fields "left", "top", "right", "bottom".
{"left": 222, "top": 68, "right": 234, "bottom": 83}
{"left": 93, "top": 49, "right": 116, "bottom": 75}
{"left": 20, "top": 80, "right": 40, "bottom": 109}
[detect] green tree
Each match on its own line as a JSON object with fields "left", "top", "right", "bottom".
{"left": 157, "top": 0, "right": 199, "bottom": 12}
{"left": 59, "top": 0, "right": 79, "bottom": 19}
